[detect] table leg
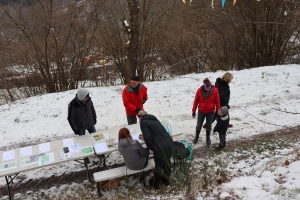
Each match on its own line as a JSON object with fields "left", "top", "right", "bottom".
{"left": 84, "top": 157, "right": 91, "bottom": 182}
{"left": 5, "top": 176, "right": 12, "bottom": 200}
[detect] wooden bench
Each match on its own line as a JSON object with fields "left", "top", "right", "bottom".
{"left": 93, "top": 159, "right": 155, "bottom": 195}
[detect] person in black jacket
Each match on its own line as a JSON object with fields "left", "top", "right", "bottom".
{"left": 138, "top": 110, "right": 173, "bottom": 190}
{"left": 67, "top": 88, "right": 97, "bottom": 136}
{"left": 203, "top": 72, "right": 233, "bottom": 128}
{"left": 213, "top": 106, "right": 230, "bottom": 149}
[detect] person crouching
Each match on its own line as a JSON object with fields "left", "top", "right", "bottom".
{"left": 213, "top": 106, "right": 229, "bottom": 149}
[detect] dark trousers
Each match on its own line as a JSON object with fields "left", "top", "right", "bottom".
{"left": 153, "top": 147, "right": 172, "bottom": 184}
{"left": 196, "top": 111, "right": 214, "bottom": 131}
{"left": 126, "top": 114, "right": 137, "bottom": 125}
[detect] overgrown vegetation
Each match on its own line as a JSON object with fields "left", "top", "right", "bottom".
{"left": 1, "top": 0, "right": 300, "bottom": 104}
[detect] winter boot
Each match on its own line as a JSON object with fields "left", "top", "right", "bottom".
{"left": 193, "top": 129, "right": 201, "bottom": 144}
{"left": 206, "top": 130, "right": 211, "bottom": 146}
{"left": 161, "top": 177, "right": 170, "bottom": 186}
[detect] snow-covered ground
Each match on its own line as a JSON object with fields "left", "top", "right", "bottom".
{"left": 0, "top": 64, "right": 300, "bottom": 199}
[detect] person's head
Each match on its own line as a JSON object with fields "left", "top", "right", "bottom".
{"left": 222, "top": 72, "right": 233, "bottom": 84}
{"left": 118, "top": 127, "right": 132, "bottom": 144}
{"left": 218, "top": 106, "right": 229, "bottom": 117}
{"left": 137, "top": 110, "right": 148, "bottom": 122}
{"left": 130, "top": 75, "right": 140, "bottom": 88}
{"left": 203, "top": 77, "right": 212, "bottom": 91}
{"left": 77, "top": 88, "right": 90, "bottom": 102}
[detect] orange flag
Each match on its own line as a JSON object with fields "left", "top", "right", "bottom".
{"left": 233, "top": 0, "right": 237, "bottom": 6}
{"left": 182, "top": 0, "right": 186, "bottom": 4}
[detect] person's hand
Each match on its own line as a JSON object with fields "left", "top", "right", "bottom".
{"left": 142, "top": 99, "right": 147, "bottom": 104}
{"left": 138, "top": 134, "right": 144, "bottom": 140}
{"left": 226, "top": 105, "right": 230, "bottom": 109}
{"left": 136, "top": 108, "right": 141, "bottom": 113}
{"left": 94, "top": 119, "right": 97, "bottom": 124}
{"left": 192, "top": 112, "right": 196, "bottom": 118}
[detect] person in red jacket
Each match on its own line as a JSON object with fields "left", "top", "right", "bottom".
{"left": 122, "top": 75, "right": 148, "bottom": 125}
{"left": 192, "top": 78, "right": 220, "bottom": 145}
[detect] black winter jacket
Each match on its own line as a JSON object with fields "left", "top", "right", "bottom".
{"left": 140, "top": 114, "right": 173, "bottom": 153}
{"left": 67, "top": 96, "right": 97, "bottom": 133}
{"left": 213, "top": 115, "right": 230, "bottom": 135}
{"left": 215, "top": 78, "right": 230, "bottom": 107}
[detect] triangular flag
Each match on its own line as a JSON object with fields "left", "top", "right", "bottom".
{"left": 190, "top": 0, "right": 193, "bottom": 5}
{"left": 233, "top": 0, "right": 236, "bottom": 6}
{"left": 222, "top": 0, "right": 226, "bottom": 9}
{"left": 211, "top": 0, "right": 214, "bottom": 9}
{"left": 182, "top": 0, "right": 186, "bottom": 4}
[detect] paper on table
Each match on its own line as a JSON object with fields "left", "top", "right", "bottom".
{"left": 0, "top": 161, "right": 17, "bottom": 171}
{"left": 94, "top": 142, "right": 109, "bottom": 154}
{"left": 38, "top": 152, "right": 54, "bottom": 166}
{"left": 81, "top": 146, "right": 94, "bottom": 155}
{"left": 129, "top": 127, "right": 136, "bottom": 134}
{"left": 132, "top": 132, "right": 144, "bottom": 144}
{"left": 63, "top": 138, "right": 74, "bottom": 147}
{"left": 3, "top": 150, "right": 15, "bottom": 161}
{"left": 20, "top": 159, "right": 32, "bottom": 167}
{"left": 59, "top": 152, "right": 77, "bottom": 160}
{"left": 39, "top": 142, "right": 51, "bottom": 153}
{"left": 69, "top": 143, "right": 81, "bottom": 152}
{"left": 20, "top": 146, "right": 33, "bottom": 157}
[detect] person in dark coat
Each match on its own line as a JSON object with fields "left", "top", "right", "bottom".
{"left": 213, "top": 106, "right": 230, "bottom": 149}
{"left": 122, "top": 75, "right": 148, "bottom": 125}
{"left": 118, "top": 127, "right": 150, "bottom": 170}
{"left": 67, "top": 88, "right": 97, "bottom": 136}
{"left": 137, "top": 110, "right": 173, "bottom": 190}
{"left": 203, "top": 72, "right": 233, "bottom": 128}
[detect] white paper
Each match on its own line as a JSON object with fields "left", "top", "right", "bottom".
{"left": 129, "top": 127, "right": 136, "bottom": 134}
{"left": 3, "top": 150, "right": 15, "bottom": 161}
{"left": 39, "top": 142, "right": 51, "bottom": 153}
{"left": 63, "top": 138, "right": 74, "bottom": 147}
{"left": 132, "top": 132, "right": 144, "bottom": 144}
{"left": 69, "top": 143, "right": 81, "bottom": 152}
{"left": 94, "top": 142, "right": 109, "bottom": 154}
{"left": 59, "top": 152, "right": 76, "bottom": 160}
{"left": 20, "top": 146, "right": 33, "bottom": 157}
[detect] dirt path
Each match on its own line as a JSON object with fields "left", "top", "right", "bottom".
{"left": 0, "top": 126, "right": 299, "bottom": 198}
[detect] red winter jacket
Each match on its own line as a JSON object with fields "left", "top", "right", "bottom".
{"left": 192, "top": 86, "right": 220, "bottom": 114}
{"left": 122, "top": 82, "right": 148, "bottom": 116}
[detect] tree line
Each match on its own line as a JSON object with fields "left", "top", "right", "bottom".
{"left": 0, "top": 0, "right": 299, "bottom": 104}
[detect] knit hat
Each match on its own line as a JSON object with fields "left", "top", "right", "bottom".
{"left": 77, "top": 88, "right": 90, "bottom": 101}
{"left": 131, "top": 75, "right": 140, "bottom": 81}
{"left": 137, "top": 110, "right": 148, "bottom": 117}
{"left": 219, "top": 106, "right": 228, "bottom": 116}
{"left": 203, "top": 78, "right": 211, "bottom": 84}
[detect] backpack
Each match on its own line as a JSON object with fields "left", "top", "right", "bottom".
{"left": 173, "top": 141, "right": 190, "bottom": 160}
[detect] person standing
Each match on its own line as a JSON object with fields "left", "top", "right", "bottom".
{"left": 213, "top": 106, "right": 230, "bottom": 149}
{"left": 67, "top": 88, "right": 97, "bottom": 136}
{"left": 122, "top": 75, "right": 148, "bottom": 125}
{"left": 192, "top": 78, "right": 220, "bottom": 145}
{"left": 203, "top": 72, "right": 233, "bottom": 128}
{"left": 118, "top": 127, "right": 150, "bottom": 170}
{"left": 137, "top": 110, "right": 173, "bottom": 190}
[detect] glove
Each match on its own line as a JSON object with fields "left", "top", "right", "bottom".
{"left": 94, "top": 119, "right": 97, "bottom": 125}
{"left": 142, "top": 99, "right": 147, "bottom": 104}
{"left": 136, "top": 108, "right": 141, "bottom": 113}
{"left": 226, "top": 105, "right": 230, "bottom": 109}
{"left": 192, "top": 112, "right": 196, "bottom": 118}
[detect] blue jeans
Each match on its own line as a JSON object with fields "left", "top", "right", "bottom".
{"left": 78, "top": 125, "right": 96, "bottom": 136}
